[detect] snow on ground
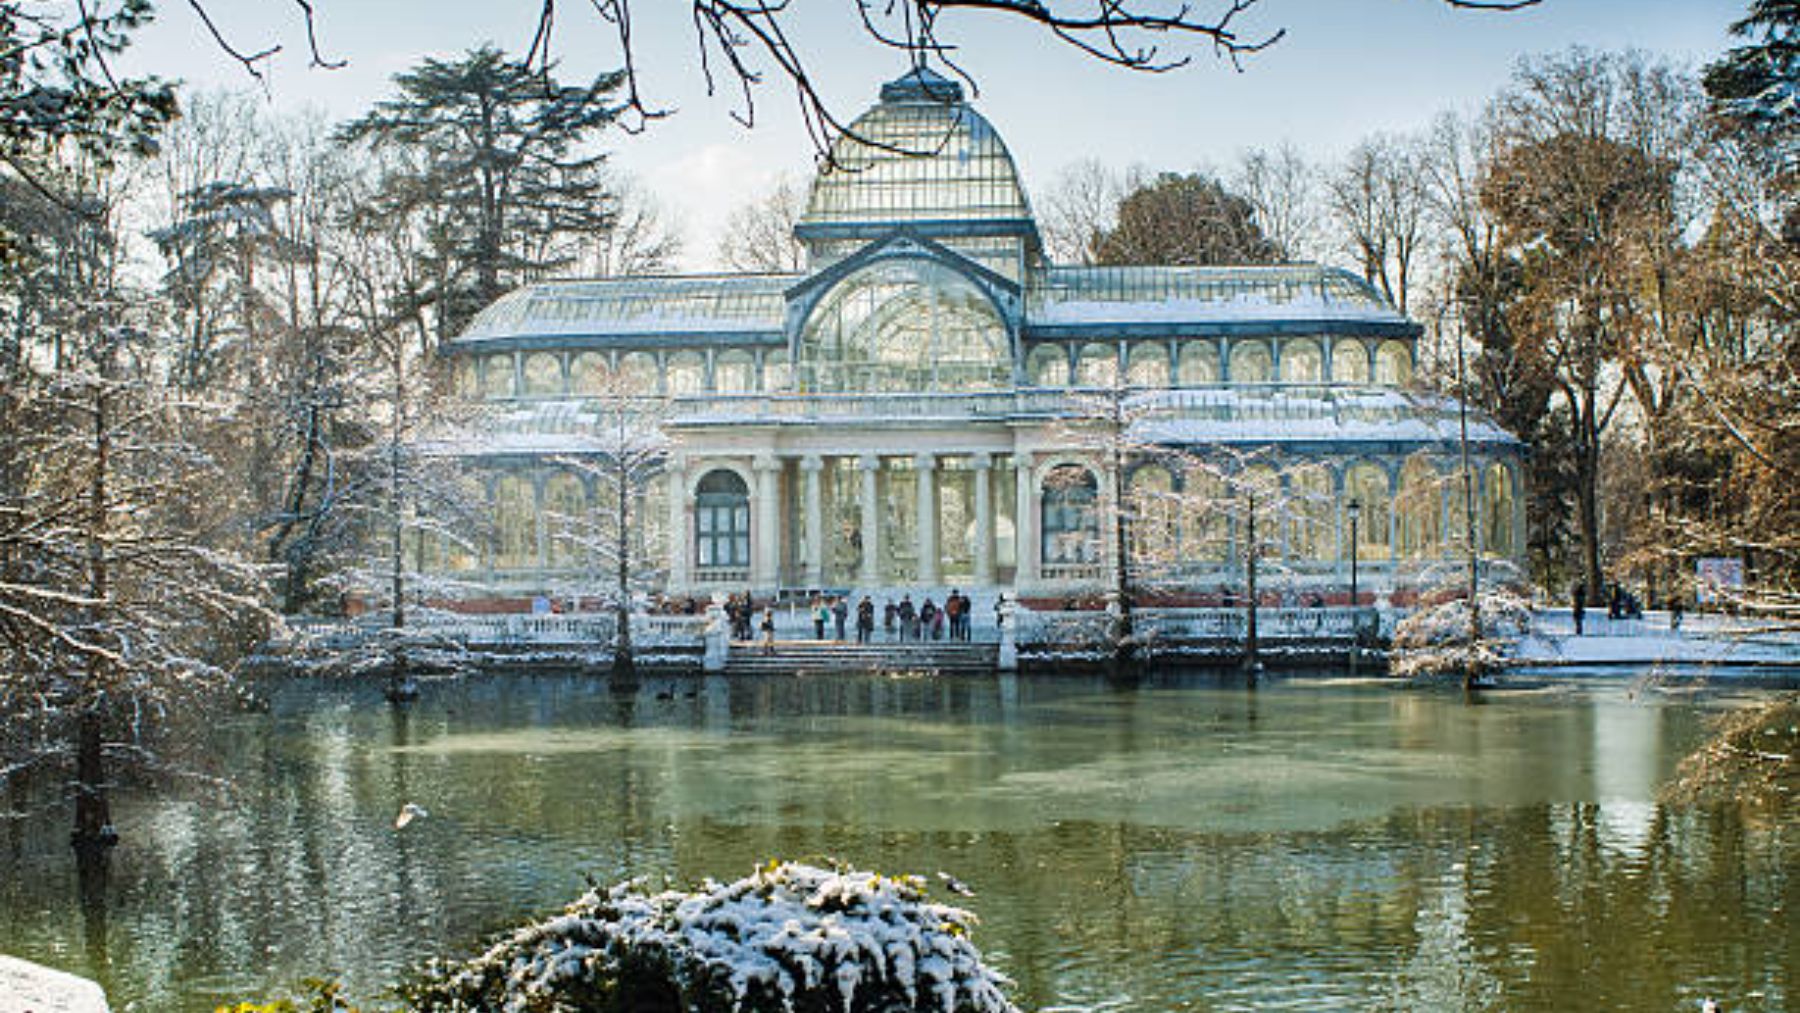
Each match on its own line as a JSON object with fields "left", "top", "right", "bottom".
{"left": 1510, "top": 610, "right": 1800, "bottom": 669}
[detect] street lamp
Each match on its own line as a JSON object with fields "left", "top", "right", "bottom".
{"left": 1347, "top": 498, "right": 1361, "bottom": 608}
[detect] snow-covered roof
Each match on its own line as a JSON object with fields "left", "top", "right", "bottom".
{"left": 1026, "top": 264, "right": 1413, "bottom": 334}
{"left": 1124, "top": 387, "right": 1519, "bottom": 447}
{"left": 423, "top": 398, "right": 666, "bottom": 457}
{"left": 456, "top": 274, "right": 796, "bottom": 346}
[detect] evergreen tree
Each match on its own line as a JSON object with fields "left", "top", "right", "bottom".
{"left": 1093, "top": 172, "right": 1283, "bottom": 267}
{"left": 338, "top": 46, "right": 624, "bottom": 343}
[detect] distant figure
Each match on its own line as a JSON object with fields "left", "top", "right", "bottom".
{"left": 832, "top": 596, "right": 849, "bottom": 641}
{"left": 760, "top": 608, "right": 776, "bottom": 655}
{"left": 856, "top": 596, "right": 875, "bottom": 643}
{"left": 811, "top": 597, "right": 828, "bottom": 640}
{"left": 1572, "top": 582, "right": 1586, "bottom": 636}
{"left": 1670, "top": 596, "right": 1685, "bottom": 631}
{"left": 883, "top": 599, "right": 897, "bottom": 640}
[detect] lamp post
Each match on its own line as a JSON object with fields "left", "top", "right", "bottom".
{"left": 1347, "top": 497, "right": 1362, "bottom": 672}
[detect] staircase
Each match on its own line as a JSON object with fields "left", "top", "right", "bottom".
{"left": 725, "top": 639, "right": 998, "bottom": 675}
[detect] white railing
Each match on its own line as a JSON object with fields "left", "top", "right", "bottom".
{"left": 391, "top": 612, "right": 709, "bottom": 648}
{"left": 1018, "top": 606, "right": 1377, "bottom": 645}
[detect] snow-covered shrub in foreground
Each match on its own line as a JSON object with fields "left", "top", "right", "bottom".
{"left": 404, "top": 861, "right": 1019, "bottom": 1013}
{"left": 1391, "top": 587, "right": 1534, "bottom": 680}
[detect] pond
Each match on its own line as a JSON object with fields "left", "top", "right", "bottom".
{"left": 0, "top": 670, "right": 1792, "bottom": 1011}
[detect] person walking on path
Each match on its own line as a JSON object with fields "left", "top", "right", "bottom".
{"left": 760, "top": 608, "right": 776, "bottom": 655}
{"left": 811, "top": 597, "right": 828, "bottom": 640}
{"left": 832, "top": 596, "right": 849, "bottom": 641}
{"left": 856, "top": 596, "right": 875, "bottom": 643}
{"left": 1571, "top": 582, "right": 1586, "bottom": 637}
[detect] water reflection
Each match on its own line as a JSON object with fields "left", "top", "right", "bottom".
{"left": 0, "top": 673, "right": 1790, "bottom": 1012}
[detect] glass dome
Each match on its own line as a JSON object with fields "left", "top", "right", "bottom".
{"left": 797, "top": 258, "right": 1011, "bottom": 393}
{"left": 801, "top": 68, "right": 1034, "bottom": 230}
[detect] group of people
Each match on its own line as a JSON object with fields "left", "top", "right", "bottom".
{"left": 881, "top": 590, "right": 978, "bottom": 642}
{"left": 806, "top": 595, "right": 879, "bottom": 643}
{"left": 1569, "top": 580, "right": 1651, "bottom": 636}
{"left": 720, "top": 589, "right": 986, "bottom": 650}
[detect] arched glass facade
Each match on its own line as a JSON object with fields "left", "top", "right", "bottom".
{"left": 798, "top": 259, "right": 1011, "bottom": 393}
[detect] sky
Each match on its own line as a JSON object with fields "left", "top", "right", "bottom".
{"left": 117, "top": 0, "right": 1746, "bottom": 269}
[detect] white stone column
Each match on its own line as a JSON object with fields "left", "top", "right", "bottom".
{"left": 915, "top": 452, "right": 939, "bottom": 585}
{"left": 801, "top": 454, "right": 824, "bottom": 587}
{"left": 753, "top": 453, "right": 781, "bottom": 592}
{"left": 666, "top": 453, "right": 688, "bottom": 592}
{"left": 972, "top": 452, "right": 994, "bottom": 585}
{"left": 858, "top": 453, "right": 881, "bottom": 587}
{"left": 1013, "top": 453, "right": 1038, "bottom": 586}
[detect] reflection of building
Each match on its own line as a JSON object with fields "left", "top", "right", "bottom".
{"left": 442, "top": 69, "right": 1523, "bottom": 603}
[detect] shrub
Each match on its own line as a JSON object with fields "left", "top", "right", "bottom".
{"left": 404, "top": 860, "right": 1019, "bottom": 1013}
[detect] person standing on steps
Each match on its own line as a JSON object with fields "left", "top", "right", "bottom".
{"left": 884, "top": 598, "right": 898, "bottom": 640}
{"left": 832, "top": 595, "right": 849, "bottom": 641}
{"left": 856, "top": 595, "right": 875, "bottom": 644}
{"left": 898, "top": 594, "right": 917, "bottom": 641}
{"left": 811, "top": 597, "right": 828, "bottom": 640}
{"left": 760, "top": 607, "right": 776, "bottom": 655}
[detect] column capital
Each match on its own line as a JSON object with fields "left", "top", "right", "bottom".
{"left": 913, "top": 451, "right": 936, "bottom": 469}
{"left": 753, "top": 453, "right": 781, "bottom": 472}
{"left": 857, "top": 452, "right": 881, "bottom": 471}
{"left": 1011, "top": 452, "right": 1034, "bottom": 472}
{"left": 800, "top": 453, "right": 824, "bottom": 472}
{"left": 970, "top": 451, "right": 993, "bottom": 470}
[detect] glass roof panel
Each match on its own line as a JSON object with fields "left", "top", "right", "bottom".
{"left": 458, "top": 274, "right": 797, "bottom": 341}
{"left": 1026, "top": 265, "right": 1408, "bottom": 327}
{"left": 802, "top": 69, "right": 1033, "bottom": 228}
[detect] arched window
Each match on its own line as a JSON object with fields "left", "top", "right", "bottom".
{"left": 481, "top": 355, "right": 516, "bottom": 399}
{"left": 695, "top": 470, "right": 750, "bottom": 570}
{"left": 1287, "top": 463, "right": 1335, "bottom": 561}
{"left": 453, "top": 358, "right": 478, "bottom": 397}
{"left": 1127, "top": 463, "right": 1178, "bottom": 569}
{"left": 544, "top": 472, "right": 586, "bottom": 568}
{"left": 1280, "top": 338, "right": 1324, "bottom": 384}
{"left": 570, "top": 352, "right": 611, "bottom": 394}
{"left": 1177, "top": 342, "right": 1220, "bottom": 386}
{"left": 666, "top": 351, "right": 705, "bottom": 395}
{"left": 1332, "top": 339, "right": 1371, "bottom": 384}
{"left": 1397, "top": 455, "right": 1442, "bottom": 559}
{"left": 1041, "top": 464, "right": 1099, "bottom": 567}
{"left": 618, "top": 352, "right": 658, "bottom": 390}
{"left": 714, "top": 350, "right": 756, "bottom": 393}
{"left": 1184, "top": 468, "right": 1229, "bottom": 561}
{"left": 1076, "top": 343, "right": 1118, "bottom": 387}
{"left": 1239, "top": 463, "right": 1282, "bottom": 558}
{"left": 1027, "top": 345, "right": 1070, "bottom": 387}
{"left": 494, "top": 475, "right": 538, "bottom": 570}
{"left": 1344, "top": 463, "right": 1391, "bottom": 562}
{"left": 1228, "top": 340, "right": 1273, "bottom": 384}
{"left": 1376, "top": 341, "right": 1414, "bottom": 386}
{"left": 1483, "top": 460, "right": 1518, "bottom": 559}
{"left": 1126, "top": 343, "right": 1170, "bottom": 388}
{"left": 797, "top": 258, "right": 1011, "bottom": 393}
{"left": 521, "top": 353, "right": 563, "bottom": 396}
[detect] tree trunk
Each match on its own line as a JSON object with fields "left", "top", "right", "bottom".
{"left": 612, "top": 464, "right": 636, "bottom": 683}
{"left": 1574, "top": 392, "right": 1605, "bottom": 604}
{"left": 1244, "top": 493, "right": 1260, "bottom": 679}
{"left": 71, "top": 706, "right": 113, "bottom": 851}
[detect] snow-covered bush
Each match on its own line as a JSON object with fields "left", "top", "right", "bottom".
{"left": 404, "top": 861, "right": 1019, "bottom": 1013}
{"left": 1391, "top": 587, "right": 1534, "bottom": 680}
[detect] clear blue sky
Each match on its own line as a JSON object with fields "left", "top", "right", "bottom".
{"left": 119, "top": 0, "right": 1746, "bottom": 268}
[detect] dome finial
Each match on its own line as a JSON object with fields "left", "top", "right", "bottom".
{"left": 880, "top": 65, "right": 963, "bottom": 104}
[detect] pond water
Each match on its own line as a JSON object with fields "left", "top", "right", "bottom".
{"left": 1, "top": 671, "right": 1793, "bottom": 1011}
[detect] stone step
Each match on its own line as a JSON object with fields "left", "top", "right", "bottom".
{"left": 725, "top": 641, "right": 998, "bottom": 674}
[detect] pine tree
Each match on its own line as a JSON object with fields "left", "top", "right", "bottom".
{"left": 338, "top": 46, "right": 624, "bottom": 343}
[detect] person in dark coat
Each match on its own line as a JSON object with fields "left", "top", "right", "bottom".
{"left": 856, "top": 596, "right": 875, "bottom": 643}
{"left": 832, "top": 596, "right": 849, "bottom": 641}
{"left": 1572, "top": 582, "right": 1586, "bottom": 636}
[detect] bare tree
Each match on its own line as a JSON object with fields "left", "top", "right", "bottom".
{"left": 1327, "top": 133, "right": 1434, "bottom": 316}
{"left": 716, "top": 173, "right": 808, "bottom": 273}
{"left": 579, "top": 175, "right": 684, "bottom": 276}
{"left": 541, "top": 368, "right": 672, "bottom": 679}
{"left": 1231, "top": 142, "right": 1320, "bottom": 262}
{"left": 1037, "top": 158, "right": 1125, "bottom": 266}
